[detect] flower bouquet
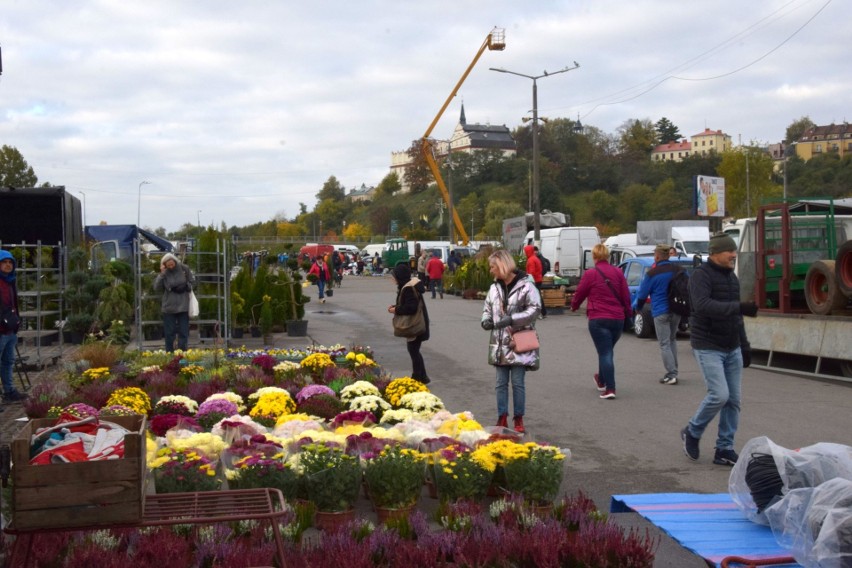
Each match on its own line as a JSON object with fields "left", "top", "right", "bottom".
{"left": 149, "top": 447, "right": 220, "bottom": 493}
{"left": 502, "top": 443, "right": 566, "bottom": 504}
{"left": 299, "top": 443, "right": 361, "bottom": 513}
{"left": 433, "top": 444, "right": 494, "bottom": 502}
{"left": 195, "top": 398, "right": 239, "bottom": 430}
{"left": 363, "top": 445, "right": 425, "bottom": 509}
{"left": 227, "top": 454, "right": 299, "bottom": 500}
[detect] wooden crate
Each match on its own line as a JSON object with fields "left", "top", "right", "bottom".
{"left": 541, "top": 287, "right": 567, "bottom": 308}
{"left": 11, "top": 415, "right": 147, "bottom": 530}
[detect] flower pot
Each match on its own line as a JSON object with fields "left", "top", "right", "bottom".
{"left": 425, "top": 479, "right": 438, "bottom": 500}
{"left": 250, "top": 326, "right": 262, "bottom": 338}
{"left": 313, "top": 508, "right": 355, "bottom": 532}
{"left": 263, "top": 333, "right": 274, "bottom": 346}
{"left": 232, "top": 327, "right": 244, "bottom": 339}
{"left": 529, "top": 502, "right": 554, "bottom": 518}
{"left": 375, "top": 504, "right": 415, "bottom": 524}
{"left": 326, "top": 289, "right": 334, "bottom": 297}
{"left": 286, "top": 319, "right": 308, "bottom": 337}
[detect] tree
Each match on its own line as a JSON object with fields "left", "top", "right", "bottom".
{"left": 316, "top": 176, "right": 345, "bottom": 202}
{"left": 404, "top": 139, "right": 432, "bottom": 194}
{"left": 618, "top": 119, "right": 657, "bottom": 157}
{"left": 0, "top": 145, "right": 38, "bottom": 188}
{"left": 343, "top": 221, "right": 371, "bottom": 241}
{"left": 314, "top": 199, "right": 346, "bottom": 234}
{"left": 655, "top": 117, "right": 682, "bottom": 144}
{"left": 785, "top": 116, "right": 816, "bottom": 144}
{"left": 482, "top": 200, "right": 525, "bottom": 237}
{"left": 375, "top": 172, "right": 401, "bottom": 197}
{"left": 716, "top": 148, "right": 781, "bottom": 217}
{"left": 276, "top": 222, "right": 304, "bottom": 237}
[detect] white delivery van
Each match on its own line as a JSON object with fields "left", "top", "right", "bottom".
{"left": 523, "top": 227, "right": 601, "bottom": 284}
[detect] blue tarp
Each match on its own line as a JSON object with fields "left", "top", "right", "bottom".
{"left": 85, "top": 224, "right": 174, "bottom": 258}
{"left": 611, "top": 493, "right": 800, "bottom": 567}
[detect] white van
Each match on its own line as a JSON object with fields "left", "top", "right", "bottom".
{"left": 524, "top": 227, "right": 601, "bottom": 284}
{"left": 361, "top": 243, "right": 387, "bottom": 258}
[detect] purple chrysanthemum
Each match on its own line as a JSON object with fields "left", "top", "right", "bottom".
{"left": 295, "top": 384, "right": 336, "bottom": 403}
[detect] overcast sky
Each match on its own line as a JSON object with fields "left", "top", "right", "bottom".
{"left": 1, "top": 0, "right": 846, "bottom": 232}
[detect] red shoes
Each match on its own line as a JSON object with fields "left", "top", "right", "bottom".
{"left": 497, "top": 414, "right": 508, "bottom": 428}
{"left": 513, "top": 416, "right": 525, "bottom": 434}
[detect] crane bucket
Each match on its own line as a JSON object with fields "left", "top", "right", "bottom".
{"left": 488, "top": 28, "right": 506, "bottom": 51}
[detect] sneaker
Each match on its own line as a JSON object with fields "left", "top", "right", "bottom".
{"left": 681, "top": 427, "right": 699, "bottom": 461}
{"left": 599, "top": 389, "right": 616, "bottom": 400}
{"left": 713, "top": 448, "right": 739, "bottom": 466}
{"left": 660, "top": 375, "right": 678, "bottom": 385}
{"left": 593, "top": 373, "right": 606, "bottom": 392}
{"left": 2, "top": 391, "right": 28, "bottom": 403}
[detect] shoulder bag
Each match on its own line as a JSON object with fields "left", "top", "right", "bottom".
{"left": 392, "top": 283, "right": 426, "bottom": 338}
{"left": 594, "top": 267, "right": 634, "bottom": 332}
{"left": 511, "top": 328, "right": 539, "bottom": 353}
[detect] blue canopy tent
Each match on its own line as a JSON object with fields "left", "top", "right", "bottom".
{"left": 85, "top": 225, "right": 174, "bottom": 261}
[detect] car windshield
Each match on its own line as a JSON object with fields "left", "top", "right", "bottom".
{"left": 682, "top": 241, "right": 708, "bottom": 255}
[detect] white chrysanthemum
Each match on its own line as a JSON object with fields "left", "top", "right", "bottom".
{"left": 348, "top": 394, "right": 391, "bottom": 415}
{"left": 271, "top": 417, "right": 326, "bottom": 439}
{"left": 379, "top": 408, "right": 416, "bottom": 425}
{"left": 340, "top": 381, "right": 381, "bottom": 404}
{"left": 398, "top": 392, "right": 445, "bottom": 416}
{"left": 157, "top": 394, "right": 199, "bottom": 414}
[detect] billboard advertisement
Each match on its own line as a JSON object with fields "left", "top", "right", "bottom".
{"left": 694, "top": 175, "right": 725, "bottom": 217}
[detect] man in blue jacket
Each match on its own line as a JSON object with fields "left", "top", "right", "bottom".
{"left": 634, "top": 244, "right": 682, "bottom": 385}
{"left": 0, "top": 250, "right": 27, "bottom": 403}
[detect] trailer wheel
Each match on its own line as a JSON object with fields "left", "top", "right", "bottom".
{"left": 804, "top": 260, "right": 847, "bottom": 315}
{"left": 633, "top": 305, "right": 655, "bottom": 338}
{"left": 835, "top": 241, "right": 852, "bottom": 299}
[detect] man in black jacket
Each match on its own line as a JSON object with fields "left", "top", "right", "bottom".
{"left": 681, "top": 234, "right": 757, "bottom": 466}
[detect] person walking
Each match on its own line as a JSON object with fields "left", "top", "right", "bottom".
{"left": 426, "top": 251, "right": 445, "bottom": 299}
{"left": 480, "top": 249, "right": 541, "bottom": 433}
{"left": 308, "top": 256, "right": 330, "bottom": 303}
{"left": 388, "top": 263, "right": 430, "bottom": 384}
{"left": 416, "top": 250, "right": 429, "bottom": 286}
{"left": 681, "top": 233, "right": 757, "bottom": 466}
{"left": 634, "top": 243, "right": 682, "bottom": 385}
{"left": 0, "top": 250, "right": 26, "bottom": 404}
{"left": 448, "top": 250, "right": 461, "bottom": 273}
{"left": 523, "top": 245, "right": 546, "bottom": 318}
{"left": 570, "top": 243, "right": 631, "bottom": 400}
{"left": 153, "top": 253, "right": 196, "bottom": 353}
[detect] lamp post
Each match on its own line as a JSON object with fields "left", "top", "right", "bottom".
{"left": 197, "top": 210, "right": 202, "bottom": 234}
{"left": 137, "top": 181, "right": 150, "bottom": 229}
{"left": 490, "top": 63, "right": 579, "bottom": 242}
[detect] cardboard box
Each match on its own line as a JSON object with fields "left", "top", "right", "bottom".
{"left": 11, "top": 414, "right": 147, "bottom": 530}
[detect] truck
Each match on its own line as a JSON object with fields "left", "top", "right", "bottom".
{"left": 382, "top": 238, "right": 472, "bottom": 270}
{"left": 523, "top": 227, "right": 600, "bottom": 284}
{"left": 724, "top": 200, "right": 852, "bottom": 379}
{"left": 636, "top": 220, "right": 710, "bottom": 257}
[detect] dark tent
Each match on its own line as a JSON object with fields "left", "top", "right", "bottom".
{"left": 85, "top": 225, "right": 174, "bottom": 261}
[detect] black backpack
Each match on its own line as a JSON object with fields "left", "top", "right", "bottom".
{"left": 538, "top": 253, "right": 551, "bottom": 274}
{"left": 667, "top": 268, "right": 691, "bottom": 317}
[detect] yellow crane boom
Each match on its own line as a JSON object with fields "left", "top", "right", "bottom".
{"left": 421, "top": 28, "right": 505, "bottom": 245}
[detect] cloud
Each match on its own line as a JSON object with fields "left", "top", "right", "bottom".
{"left": 0, "top": 0, "right": 847, "bottom": 231}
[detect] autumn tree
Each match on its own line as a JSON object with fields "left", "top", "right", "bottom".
{"left": 375, "top": 171, "right": 402, "bottom": 197}
{"left": 716, "top": 148, "right": 781, "bottom": 217}
{"left": 404, "top": 139, "right": 432, "bottom": 194}
{"left": 316, "top": 176, "right": 345, "bottom": 202}
{"left": 0, "top": 145, "right": 38, "bottom": 188}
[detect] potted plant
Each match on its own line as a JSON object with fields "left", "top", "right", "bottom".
{"left": 230, "top": 291, "right": 246, "bottom": 338}
{"left": 149, "top": 447, "right": 221, "bottom": 494}
{"left": 259, "top": 295, "right": 274, "bottom": 344}
{"left": 363, "top": 445, "right": 425, "bottom": 523}
{"left": 299, "top": 443, "right": 361, "bottom": 530}
{"left": 502, "top": 443, "right": 566, "bottom": 507}
{"left": 228, "top": 454, "right": 299, "bottom": 501}
{"left": 432, "top": 443, "right": 493, "bottom": 503}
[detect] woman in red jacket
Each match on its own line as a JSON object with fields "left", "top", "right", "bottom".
{"left": 308, "top": 257, "right": 330, "bottom": 304}
{"left": 570, "top": 244, "right": 632, "bottom": 400}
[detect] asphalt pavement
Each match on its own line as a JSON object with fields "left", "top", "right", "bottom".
{"left": 294, "top": 272, "right": 852, "bottom": 567}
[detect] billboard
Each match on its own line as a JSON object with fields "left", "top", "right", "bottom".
{"left": 694, "top": 175, "right": 725, "bottom": 217}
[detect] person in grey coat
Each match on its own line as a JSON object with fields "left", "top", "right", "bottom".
{"left": 153, "top": 253, "right": 196, "bottom": 352}
{"left": 480, "top": 249, "right": 541, "bottom": 433}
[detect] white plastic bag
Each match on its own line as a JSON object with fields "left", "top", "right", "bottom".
{"left": 188, "top": 291, "right": 200, "bottom": 318}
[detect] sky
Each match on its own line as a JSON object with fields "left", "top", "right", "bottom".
{"left": 1, "top": 0, "right": 847, "bottom": 233}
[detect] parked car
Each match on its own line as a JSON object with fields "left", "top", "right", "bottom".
{"left": 617, "top": 256, "right": 696, "bottom": 339}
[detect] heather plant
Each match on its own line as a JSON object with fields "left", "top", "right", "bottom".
{"left": 139, "top": 370, "right": 182, "bottom": 400}
{"left": 185, "top": 375, "right": 229, "bottom": 404}
{"left": 149, "top": 414, "right": 202, "bottom": 437}
{"left": 77, "top": 377, "right": 130, "bottom": 410}
{"left": 22, "top": 380, "right": 70, "bottom": 419}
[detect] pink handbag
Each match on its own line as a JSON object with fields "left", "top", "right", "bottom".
{"left": 511, "top": 329, "right": 540, "bottom": 353}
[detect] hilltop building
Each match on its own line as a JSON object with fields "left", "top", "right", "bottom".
{"left": 651, "top": 127, "right": 733, "bottom": 163}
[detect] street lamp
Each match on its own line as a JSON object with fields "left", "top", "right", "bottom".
{"left": 197, "top": 210, "right": 202, "bottom": 234}
{"left": 490, "top": 62, "right": 580, "bottom": 241}
{"left": 137, "top": 181, "right": 150, "bottom": 229}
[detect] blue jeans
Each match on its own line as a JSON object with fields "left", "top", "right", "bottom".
{"left": 588, "top": 318, "right": 623, "bottom": 391}
{"left": 495, "top": 365, "right": 526, "bottom": 417}
{"left": 0, "top": 333, "right": 18, "bottom": 394}
{"left": 429, "top": 278, "right": 443, "bottom": 298}
{"left": 317, "top": 280, "right": 326, "bottom": 299}
{"left": 162, "top": 312, "right": 190, "bottom": 352}
{"left": 653, "top": 312, "right": 681, "bottom": 377}
{"left": 687, "top": 348, "right": 742, "bottom": 451}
